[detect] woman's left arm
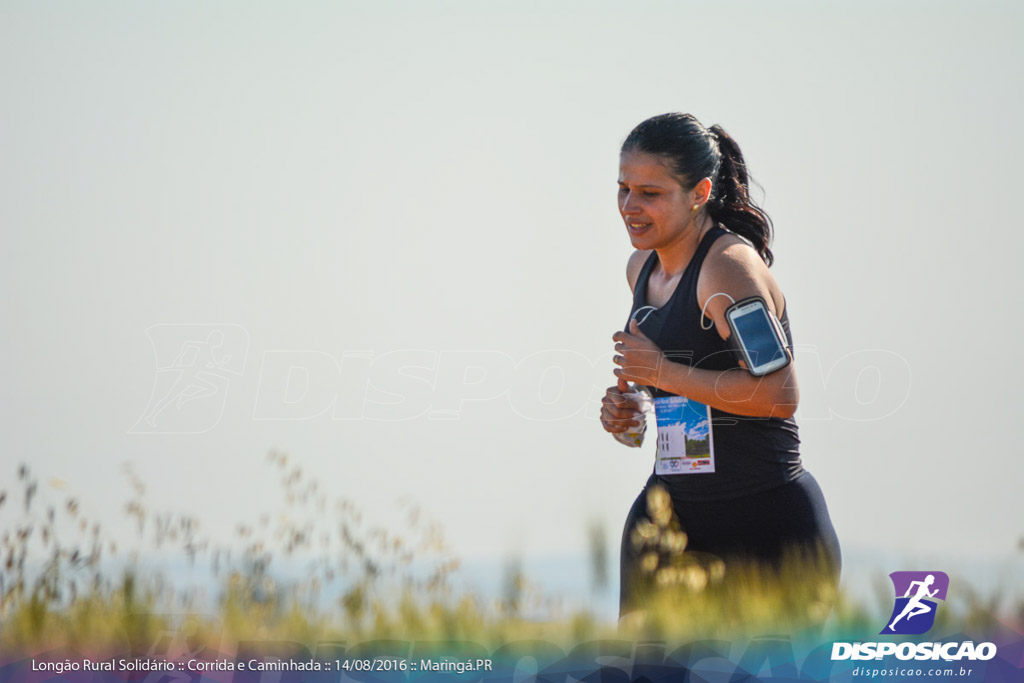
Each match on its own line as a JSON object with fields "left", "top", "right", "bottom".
{"left": 612, "top": 240, "right": 799, "bottom": 418}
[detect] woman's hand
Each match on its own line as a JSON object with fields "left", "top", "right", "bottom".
{"left": 612, "top": 319, "right": 667, "bottom": 389}
{"left": 600, "top": 377, "right": 641, "bottom": 434}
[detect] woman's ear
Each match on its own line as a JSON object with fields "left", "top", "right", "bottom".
{"left": 692, "top": 177, "right": 713, "bottom": 206}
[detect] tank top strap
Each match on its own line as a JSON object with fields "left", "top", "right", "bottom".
{"left": 631, "top": 250, "right": 660, "bottom": 313}
{"left": 637, "top": 249, "right": 660, "bottom": 288}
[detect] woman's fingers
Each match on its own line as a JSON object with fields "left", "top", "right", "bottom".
{"left": 604, "top": 389, "right": 639, "bottom": 415}
{"left": 600, "top": 406, "right": 638, "bottom": 432}
{"left": 601, "top": 386, "right": 643, "bottom": 433}
{"left": 602, "top": 403, "right": 639, "bottom": 423}
{"left": 605, "top": 402, "right": 638, "bottom": 420}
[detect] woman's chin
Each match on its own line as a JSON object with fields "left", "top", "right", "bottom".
{"left": 628, "top": 234, "right": 655, "bottom": 250}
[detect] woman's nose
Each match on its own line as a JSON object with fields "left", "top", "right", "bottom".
{"left": 621, "top": 192, "right": 638, "bottom": 215}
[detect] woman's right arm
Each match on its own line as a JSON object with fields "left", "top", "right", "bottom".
{"left": 599, "top": 251, "right": 651, "bottom": 435}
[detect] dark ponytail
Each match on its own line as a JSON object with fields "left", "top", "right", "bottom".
{"left": 706, "top": 125, "right": 774, "bottom": 266}
{"left": 622, "top": 114, "right": 775, "bottom": 266}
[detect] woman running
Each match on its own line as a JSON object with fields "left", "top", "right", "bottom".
{"left": 599, "top": 113, "right": 841, "bottom": 619}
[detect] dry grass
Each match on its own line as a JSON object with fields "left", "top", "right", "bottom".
{"left": 0, "top": 455, "right": 1019, "bottom": 655}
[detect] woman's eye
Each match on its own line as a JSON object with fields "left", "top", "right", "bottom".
{"left": 642, "top": 191, "right": 658, "bottom": 197}
{"left": 618, "top": 187, "right": 628, "bottom": 195}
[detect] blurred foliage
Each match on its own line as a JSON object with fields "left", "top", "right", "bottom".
{"left": 0, "top": 456, "right": 1019, "bottom": 654}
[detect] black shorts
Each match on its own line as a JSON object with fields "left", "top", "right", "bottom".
{"left": 619, "top": 470, "right": 841, "bottom": 615}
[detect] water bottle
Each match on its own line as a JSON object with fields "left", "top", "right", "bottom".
{"left": 612, "top": 386, "right": 652, "bottom": 448}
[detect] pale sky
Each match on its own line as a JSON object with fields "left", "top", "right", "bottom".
{"left": 3, "top": 1, "right": 1022, "bottom": 612}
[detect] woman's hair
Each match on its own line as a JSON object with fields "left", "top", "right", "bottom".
{"left": 621, "top": 113, "right": 775, "bottom": 266}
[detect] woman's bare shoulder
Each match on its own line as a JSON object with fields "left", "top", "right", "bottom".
{"left": 700, "top": 233, "right": 785, "bottom": 315}
{"left": 626, "top": 249, "right": 653, "bottom": 294}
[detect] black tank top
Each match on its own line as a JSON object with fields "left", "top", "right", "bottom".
{"left": 625, "top": 225, "right": 803, "bottom": 501}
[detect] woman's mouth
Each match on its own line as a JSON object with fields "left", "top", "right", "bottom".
{"left": 627, "top": 221, "right": 652, "bottom": 235}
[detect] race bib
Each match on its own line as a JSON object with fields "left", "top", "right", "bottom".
{"left": 654, "top": 395, "right": 715, "bottom": 475}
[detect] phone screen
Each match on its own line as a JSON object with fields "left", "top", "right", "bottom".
{"left": 732, "top": 305, "right": 786, "bottom": 368}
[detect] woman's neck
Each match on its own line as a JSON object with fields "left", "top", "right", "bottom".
{"left": 654, "top": 214, "right": 713, "bottom": 277}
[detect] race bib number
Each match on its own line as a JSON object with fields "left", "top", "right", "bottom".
{"left": 654, "top": 396, "right": 715, "bottom": 475}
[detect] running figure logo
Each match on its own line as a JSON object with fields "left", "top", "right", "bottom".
{"left": 130, "top": 324, "right": 249, "bottom": 434}
{"left": 881, "top": 571, "right": 949, "bottom": 635}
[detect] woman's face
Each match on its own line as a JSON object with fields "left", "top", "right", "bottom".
{"left": 618, "top": 150, "right": 694, "bottom": 250}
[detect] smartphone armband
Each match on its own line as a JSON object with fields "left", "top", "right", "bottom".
{"left": 724, "top": 296, "right": 791, "bottom": 377}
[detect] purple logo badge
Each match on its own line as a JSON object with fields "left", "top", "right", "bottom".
{"left": 881, "top": 571, "right": 949, "bottom": 635}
